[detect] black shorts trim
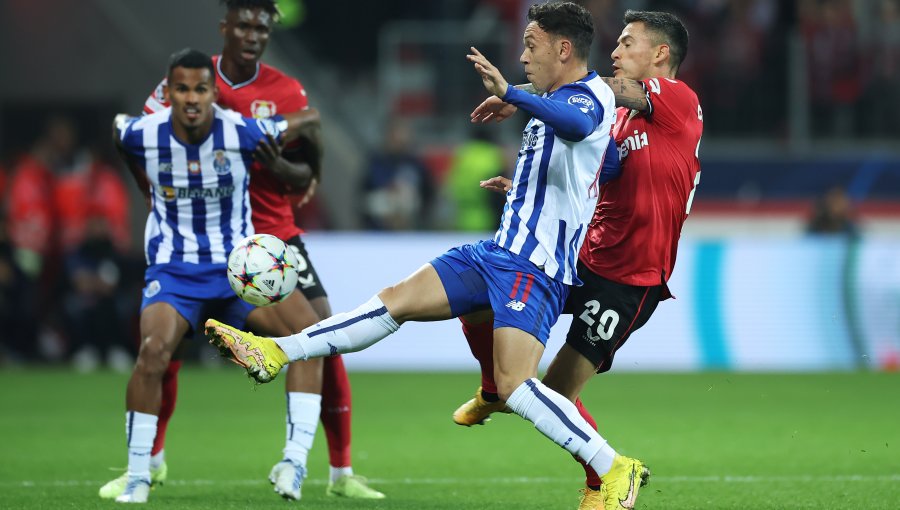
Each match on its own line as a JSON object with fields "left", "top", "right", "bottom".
{"left": 285, "top": 235, "right": 328, "bottom": 301}
{"left": 564, "top": 266, "right": 663, "bottom": 373}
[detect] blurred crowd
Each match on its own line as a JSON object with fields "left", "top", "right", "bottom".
{"left": 0, "top": 116, "right": 143, "bottom": 370}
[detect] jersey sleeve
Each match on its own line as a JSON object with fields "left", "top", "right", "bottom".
{"left": 143, "top": 78, "right": 170, "bottom": 115}
{"left": 239, "top": 115, "right": 289, "bottom": 152}
{"left": 502, "top": 82, "right": 602, "bottom": 142}
{"left": 115, "top": 115, "right": 144, "bottom": 159}
{"left": 641, "top": 78, "right": 697, "bottom": 133}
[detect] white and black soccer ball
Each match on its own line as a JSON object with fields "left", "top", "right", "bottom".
{"left": 227, "top": 234, "right": 299, "bottom": 307}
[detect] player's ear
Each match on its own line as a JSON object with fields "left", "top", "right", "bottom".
{"left": 162, "top": 84, "right": 169, "bottom": 103}
{"left": 212, "top": 84, "right": 219, "bottom": 103}
{"left": 558, "top": 38, "right": 573, "bottom": 62}
{"left": 219, "top": 18, "right": 228, "bottom": 37}
{"left": 653, "top": 44, "right": 670, "bottom": 67}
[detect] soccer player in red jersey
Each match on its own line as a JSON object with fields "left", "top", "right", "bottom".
{"left": 112, "top": 0, "right": 383, "bottom": 501}
{"left": 460, "top": 10, "right": 702, "bottom": 510}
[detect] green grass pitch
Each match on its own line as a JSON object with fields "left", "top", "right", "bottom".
{"left": 0, "top": 369, "right": 897, "bottom": 509}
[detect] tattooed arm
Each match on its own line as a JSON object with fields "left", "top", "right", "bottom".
{"left": 600, "top": 77, "right": 649, "bottom": 111}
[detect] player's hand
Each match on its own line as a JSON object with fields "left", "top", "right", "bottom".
{"left": 480, "top": 176, "right": 512, "bottom": 193}
{"left": 467, "top": 47, "right": 509, "bottom": 98}
{"left": 296, "top": 177, "right": 318, "bottom": 209}
{"left": 471, "top": 95, "right": 517, "bottom": 123}
{"left": 253, "top": 133, "right": 283, "bottom": 169}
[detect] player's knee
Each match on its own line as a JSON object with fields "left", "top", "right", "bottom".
{"left": 134, "top": 336, "right": 173, "bottom": 376}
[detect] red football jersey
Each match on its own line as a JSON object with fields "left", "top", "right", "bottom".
{"left": 579, "top": 77, "right": 703, "bottom": 289}
{"left": 144, "top": 55, "right": 309, "bottom": 241}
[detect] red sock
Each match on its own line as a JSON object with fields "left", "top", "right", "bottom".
{"left": 459, "top": 317, "right": 496, "bottom": 394}
{"left": 575, "top": 397, "right": 602, "bottom": 487}
{"left": 152, "top": 359, "right": 182, "bottom": 456}
{"left": 320, "top": 354, "right": 352, "bottom": 467}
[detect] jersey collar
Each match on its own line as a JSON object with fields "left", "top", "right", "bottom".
{"left": 216, "top": 56, "right": 260, "bottom": 90}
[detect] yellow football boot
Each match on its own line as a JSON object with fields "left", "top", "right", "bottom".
{"left": 599, "top": 455, "right": 650, "bottom": 510}
{"left": 98, "top": 461, "right": 167, "bottom": 499}
{"left": 452, "top": 386, "right": 513, "bottom": 426}
{"left": 577, "top": 487, "right": 605, "bottom": 510}
{"left": 205, "top": 319, "right": 288, "bottom": 383}
{"left": 326, "top": 475, "right": 386, "bottom": 499}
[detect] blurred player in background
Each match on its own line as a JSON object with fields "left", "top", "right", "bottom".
{"left": 459, "top": 10, "right": 702, "bottom": 510}
{"left": 205, "top": 3, "right": 657, "bottom": 508}
{"left": 107, "top": 48, "right": 322, "bottom": 503}
{"left": 128, "top": 0, "right": 383, "bottom": 502}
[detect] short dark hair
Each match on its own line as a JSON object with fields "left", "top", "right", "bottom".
{"left": 221, "top": 0, "right": 280, "bottom": 21}
{"left": 623, "top": 10, "right": 689, "bottom": 73}
{"left": 167, "top": 48, "right": 215, "bottom": 82}
{"left": 527, "top": 1, "right": 594, "bottom": 62}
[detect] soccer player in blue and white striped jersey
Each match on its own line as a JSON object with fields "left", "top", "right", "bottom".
{"left": 107, "top": 48, "right": 320, "bottom": 504}
{"left": 206, "top": 3, "right": 629, "bottom": 503}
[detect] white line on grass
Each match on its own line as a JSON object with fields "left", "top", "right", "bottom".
{"left": 5, "top": 474, "right": 899, "bottom": 488}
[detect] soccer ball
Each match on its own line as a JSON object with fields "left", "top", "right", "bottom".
{"left": 227, "top": 234, "right": 300, "bottom": 307}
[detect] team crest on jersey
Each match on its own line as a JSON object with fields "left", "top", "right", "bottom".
{"left": 159, "top": 186, "right": 176, "bottom": 202}
{"left": 144, "top": 280, "right": 161, "bottom": 298}
{"left": 188, "top": 160, "right": 201, "bottom": 174}
{"left": 213, "top": 151, "right": 231, "bottom": 174}
{"left": 251, "top": 100, "right": 276, "bottom": 118}
{"left": 568, "top": 94, "right": 595, "bottom": 113}
{"left": 159, "top": 162, "right": 173, "bottom": 173}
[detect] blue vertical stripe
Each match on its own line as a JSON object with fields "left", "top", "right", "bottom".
{"left": 518, "top": 126, "right": 555, "bottom": 261}
{"left": 237, "top": 124, "right": 257, "bottom": 239}
{"left": 154, "top": 122, "right": 177, "bottom": 262}
{"left": 524, "top": 379, "right": 591, "bottom": 442}
{"left": 213, "top": 120, "right": 235, "bottom": 256}
{"left": 552, "top": 220, "right": 567, "bottom": 281}
{"left": 694, "top": 242, "right": 730, "bottom": 369}
{"left": 501, "top": 124, "right": 540, "bottom": 250}
{"left": 566, "top": 223, "right": 583, "bottom": 285}
{"left": 126, "top": 411, "right": 134, "bottom": 446}
{"left": 185, "top": 142, "right": 211, "bottom": 263}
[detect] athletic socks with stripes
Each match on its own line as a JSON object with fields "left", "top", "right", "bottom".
{"left": 506, "top": 378, "right": 617, "bottom": 476}
{"left": 274, "top": 296, "right": 399, "bottom": 361}
{"left": 125, "top": 411, "right": 158, "bottom": 481}
{"left": 283, "top": 392, "right": 321, "bottom": 467}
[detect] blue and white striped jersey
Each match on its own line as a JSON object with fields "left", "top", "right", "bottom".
{"left": 117, "top": 104, "right": 285, "bottom": 266}
{"left": 496, "top": 71, "right": 617, "bottom": 285}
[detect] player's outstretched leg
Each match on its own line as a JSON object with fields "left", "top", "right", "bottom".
{"left": 205, "top": 319, "right": 289, "bottom": 383}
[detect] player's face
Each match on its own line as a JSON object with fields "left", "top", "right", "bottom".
{"left": 166, "top": 67, "right": 217, "bottom": 130}
{"left": 520, "top": 21, "right": 563, "bottom": 93}
{"left": 221, "top": 8, "right": 273, "bottom": 67}
{"left": 611, "top": 22, "right": 659, "bottom": 81}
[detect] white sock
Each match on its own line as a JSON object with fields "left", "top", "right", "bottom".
{"left": 125, "top": 411, "right": 158, "bottom": 480}
{"left": 506, "top": 378, "right": 617, "bottom": 475}
{"left": 274, "top": 295, "right": 399, "bottom": 361}
{"left": 150, "top": 450, "right": 164, "bottom": 470}
{"left": 330, "top": 465, "right": 353, "bottom": 483}
{"left": 283, "top": 392, "right": 322, "bottom": 467}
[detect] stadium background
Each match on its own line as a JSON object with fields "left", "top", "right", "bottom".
{"left": 0, "top": 1, "right": 898, "bottom": 509}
